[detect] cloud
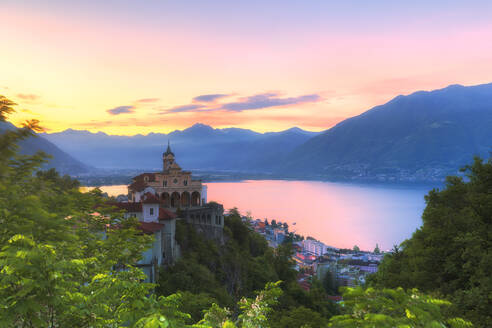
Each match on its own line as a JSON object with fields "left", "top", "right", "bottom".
{"left": 221, "top": 93, "right": 321, "bottom": 112}
{"left": 107, "top": 105, "right": 135, "bottom": 115}
{"left": 166, "top": 104, "right": 205, "bottom": 113}
{"left": 17, "top": 93, "right": 40, "bottom": 102}
{"left": 160, "top": 92, "right": 323, "bottom": 115}
{"left": 193, "top": 94, "right": 229, "bottom": 102}
{"left": 136, "top": 98, "right": 159, "bottom": 103}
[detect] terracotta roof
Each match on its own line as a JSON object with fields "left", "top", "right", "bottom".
{"left": 138, "top": 221, "right": 164, "bottom": 234}
{"left": 109, "top": 202, "right": 142, "bottom": 212}
{"left": 138, "top": 172, "right": 157, "bottom": 181}
{"left": 129, "top": 180, "right": 146, "bottom": 192}
{"left": 142, "top": 192, "right": 160, "bottom": 204}
{"left": 169, "top": 162, "right": 181, "bottom": 170}
{"left": 159, "top": 208, "right": 177, "bottom": 220}
{"left": 129, "top": 173, "right": 157, "bottom": 192}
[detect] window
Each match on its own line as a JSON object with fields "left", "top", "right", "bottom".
{"left": 144, "top": 176, "right": 149, "bottom": 182}
{"left": 150, "top": 208, "right": 154, "bottom": 216}
{"left": 163, "top": 180, "right": 167, "bottom": 187}
{"left": 173, "top": 178, "right": 178, "bottom": 184}
{"left": 184, "top": 180, "right": 188, "bottom": 186}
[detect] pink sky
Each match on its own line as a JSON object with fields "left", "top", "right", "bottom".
{"left": 1, "top": 1, "right": 492, "bottom": 134}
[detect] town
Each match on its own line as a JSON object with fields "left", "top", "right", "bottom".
{"left": 245, "top": 217, "right": 384, "bottom": 296}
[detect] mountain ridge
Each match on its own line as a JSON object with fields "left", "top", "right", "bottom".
{"left": 41, "top": 124, "right": 321, "bottom": 170}
{"left": 0, "top": 121, "right": 92, "bottom": 174}
{"left": 280, "top": 82, "right": 492, "bottom": 181}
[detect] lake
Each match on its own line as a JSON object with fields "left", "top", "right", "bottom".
{"left": 94, "top": 180, "right": 433, "bottom": 251}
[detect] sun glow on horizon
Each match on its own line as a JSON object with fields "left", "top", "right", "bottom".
{"left": 2, "top": 0, "right": 492, "bottom": 135}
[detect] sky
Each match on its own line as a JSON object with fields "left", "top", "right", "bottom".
{"left": 2, "top": 0, "right": 492, "bottom": 135}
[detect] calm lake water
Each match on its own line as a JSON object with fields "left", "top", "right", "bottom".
{"left": 94, "top": 180, "right": 433, "bottom": 251}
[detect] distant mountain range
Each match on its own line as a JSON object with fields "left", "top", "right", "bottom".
{"left": 41, "top": 124, "right": 320, "bottom": 172}
{"left": 0, "top": 121, "right": 91, "bottom": 174}
{"left": 13, "top": 82, "right": 492, "bottom": 183}
{"left": 281, "top": 83, "right": 492, "bottom": 181}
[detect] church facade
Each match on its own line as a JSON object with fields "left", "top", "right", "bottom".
{"left": 128, "top": 142, "right": 206, "bottom": 208}
{"left": 115, "top": 143, "right": 224, "bottom": 282}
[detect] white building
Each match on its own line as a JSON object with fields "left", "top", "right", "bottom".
{"left": 303, "top": 239, "right": 328, "bottom": 256}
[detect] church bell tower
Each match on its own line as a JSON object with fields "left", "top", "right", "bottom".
{"left": 163, "top": 141, "right": 175, "bottom": 172}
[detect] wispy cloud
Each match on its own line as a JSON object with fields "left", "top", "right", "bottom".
{"left": 136, "top": 98, "right": 159, "bottom": 103}
{"left": 221, "top": 93, "right": 321, "bottom": 112}
{"left": 107, "top": 105, "right": 135, "bottom": 115}
{"left": 17, "top": 93, "right": 40, "bottom": 102}
{"left": 161, "top": 92, "right": 323, "bottom": 114}
{"left": 166, "top": 104, "right": 205, "bottom": 113}
{"left": 193, "top": 94, "right": 229, "bottom": 102}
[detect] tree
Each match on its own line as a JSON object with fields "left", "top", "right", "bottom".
{"left": 273, "top": 306, "right": 328, "bottom": 328}
{"left": 0, "top": 96, "right": 169, "bottom": 326}
{"left": 322, "top": 270, "right": 338, "bottom": 296}
{"left": 373, "top": 243, "right": 380, "bottom": 254}
{"left": 352, "top": 245, "right": 360, "bottom": 252}
{"left": 371, "top": 157, "right": 492, "bottom": 327}
{"left": 329, "top": 287, "right": 472, "bottom": 328}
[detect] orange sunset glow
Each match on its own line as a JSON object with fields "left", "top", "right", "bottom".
{"left": 2, "top": 1, "right": 492, "bottom": 134}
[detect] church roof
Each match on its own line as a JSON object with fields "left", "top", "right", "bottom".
{"left": 142, "top": 192, "right": 160, "bottom": 204}
{"left": 163, "top": 140, "right": 174, "bottom": 157}
{"left": 129, "top": 180, "right": 147, "bottom": 192}
{"left": 169, "top": 162, "right": 181, "bottom": 170}
{"left": 138, "top": 221, "right": 164, "bottom": 234}
{"left": 159, "top": 208, "right": 177, "bottom": 220}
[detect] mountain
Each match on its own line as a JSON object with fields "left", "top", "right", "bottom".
{"left": 41, "top": 124, "right": 320, "bottom": 171}
{"left": 281, "top": 83, "right": 492, "bottom": 181}
{"left": 0, "top": 121, "right": 91, "bottom": 175}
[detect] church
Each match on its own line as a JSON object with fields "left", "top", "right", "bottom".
{"left": 128, "top": 142, "right": 206, "bottom": 207}
{"left": 112, "top": 142, "right": 224, "bottom": 282}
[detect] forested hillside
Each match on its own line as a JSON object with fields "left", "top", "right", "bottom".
{"left": 156, "top": 212, "right": 338, "bottom": 327}
{"left": 369, "top": 157, "right": 492, "bottom": 327}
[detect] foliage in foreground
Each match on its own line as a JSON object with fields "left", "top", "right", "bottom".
{"left": 329, "top": 287, "right": 473, "bottom": 328}
{"left": 369, "top": 157, "right": 492, "bottom": 327}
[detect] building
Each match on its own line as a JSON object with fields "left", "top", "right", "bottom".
{"left": 303, "top": 239, "right": 329, "bottom": 256}
{"left": 128, "top": 141, "right": 206, "bottom": 207}
{"left": 112, "top": 142, "right": 225, "bottom": 282}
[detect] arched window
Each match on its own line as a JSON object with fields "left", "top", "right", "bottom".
{"left": 181, "top": 192, "right": 190, "bottom": 207}
{"left": 191, "top": 192, "right": 201, "bottom": 206}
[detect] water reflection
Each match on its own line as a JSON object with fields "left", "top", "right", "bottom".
{"left": 95, "top": 180, "right": 430, "bottom": 251}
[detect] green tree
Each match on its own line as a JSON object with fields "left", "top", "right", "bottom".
{"left": 272, "top": 306, "right": 328, "bottom": 328}
{"left": 352, "top": 245, "right": 360, "bottom": 252}
{"left": 0, "top": 97, "right": 171, "bottom": 326}
{"left": 373, "top": 243, "right": 380, "bottom": 254}
{"left": 370, "top": 157, "right": 492, "bottom": 327}
{"left": 329, "top": 287, "right": 472, "bottom": 328}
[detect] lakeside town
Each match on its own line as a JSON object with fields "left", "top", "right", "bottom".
{"left": 243, "top": 216, "right": 384, "bottom": 296}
